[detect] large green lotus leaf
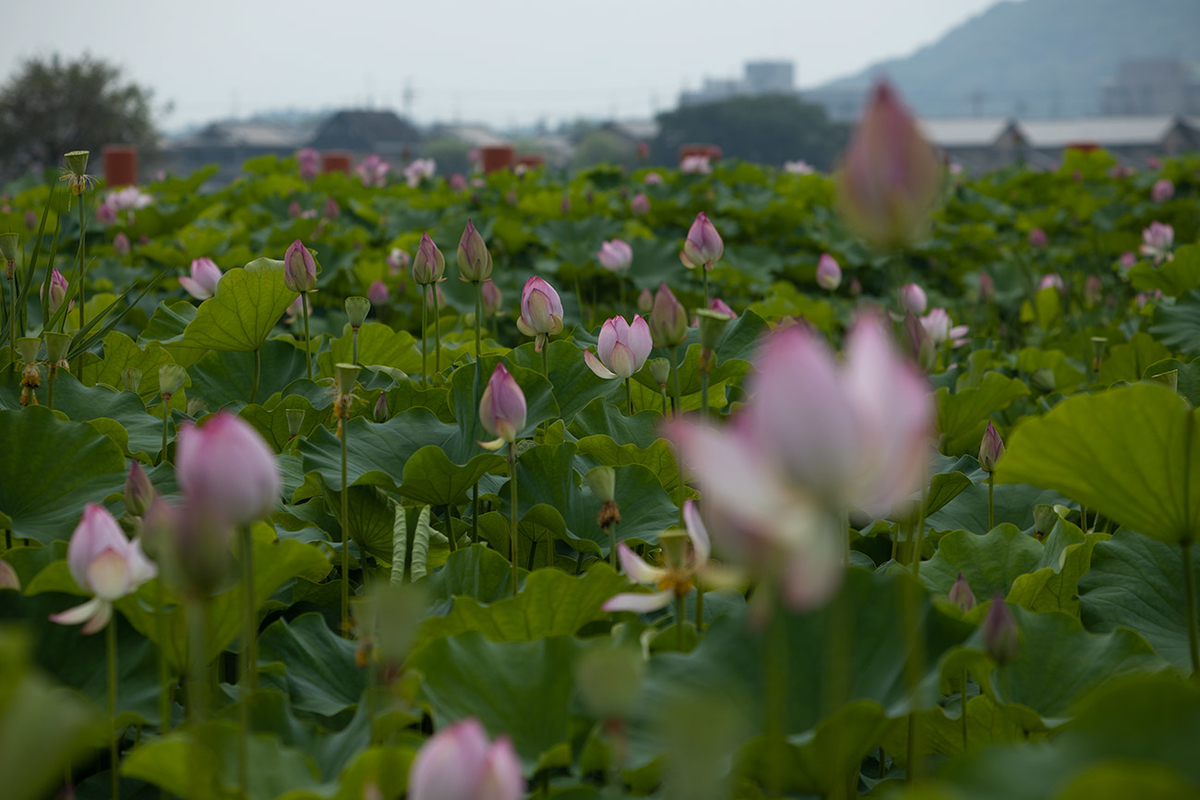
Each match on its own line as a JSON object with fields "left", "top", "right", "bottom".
{"left": 1144, "top": 357, "right": 1200, "bottom": 407}
{"left": 1008, "top": 519, "right": 1110, "bottom": 617}
{"left": 314, "top": 322, "right": 419, "bottom": 376}
{"left": 1015, "top": 347, "right": 1088, "bottom": 394}
{"left": 189, "top": 338, "right": 308, "bottom": 409}
{"left": 399, "top": 446, "right": 506, "bottom": 507}
{"left": 1078, "top": 529, "right": 1200, "bottom": 671}
{"left": 314, "top": 484, "right": 396, "bottom": 563}
{"left": 996, "top": 383, "right": 1200, "bottom": 546}
{"left": 0, "top": 629, "right": 107, "bottom": 800}
{"left": 258, "top": 613, "right": 364, "bottom": 718}
{"left": 408, "top": 632, "right": 585, "bottom": 771}
{"left": 1096, "top": 332, "right": 1173, "bottom": 385}
{"left": 1151, "top": 289, "right": 1200, "bottom": 357}
{"left": 506, "top": 339, "right": 622, "bottom": 424}
{"left": 239, "top": 394, "right": 325, "bottom": 454}
{"left": 569, "top": 397, "right": 665, "bottom": 449}
{"left": 919, "top": 525, "right": 1043, "bottom": 598}
{"left": 880, "top": 693, "right": 1027, "bottom": 767}
{"left": 419, "top": 544, "right": 522, "bottom": 606}
{"left": 121, "top": 721, "right": 321, "bottom": 800}
{"left": 181, "top": 258, "right": 298, "bottom": 353}
{"left": 447, "top": 356, "right": 560, "bottom": 462}
{"left": 1128, "top": 244, "right": 1200, "bottom": 297}
{"left": 412, "top": 562, "right": 627, "bottom": 649}
{"left": 274, "top": 745, "right": 415, "bottom": 800}
{"left": 91, "top": 330, "right": 181, "bottom": 403}
{"left": 926, "top": 479, "right": 1067, "bottom": 536}
{"left": 924, "top": 674, "right": 1200, "bottom": 800}
{"left": 574, "top": 433, "right": 681, "bottom": 495}
{"left": 0, "top": 406, "right": 127, "bottom": 542}
{"left": 937, "top": 372, "right": 1030, "bottom": 451}
{"left": 626, "top": 569, "right": 974, "bottom": 770}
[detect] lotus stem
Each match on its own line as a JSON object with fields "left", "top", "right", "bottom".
{"left": 987, "top": 473, "right": 995, "bottom": 532}
{"left": 351, "top": 326, "right": 359, "bottom": 367}
{"left": 472, "top": 483, "right": 480, "bottom": 544}
{"left": 701, "top": 265, "right": 710, "bottom": 307}
{"left": 156, "top": 579, "right": 171, "bottom": 735}
{"left": 241, "top": 526, "right": 257, "bottom": 691}
{"left": 699, "top": 368, "right": 709, "bottom": 421}
{"left": 341, "top": 417, "right": 351, "bottom": 635}
{"left": 301, "top": 292, "right": 312, "bottom": 380}
{"left": 106, "top": 614, "right": 120, "bottom": 800}
{"left": 911, "top": 490, "right": 927, "bottom": 580}
{"left": 7, "top": 267, "right": 16, "bottom": 368}
{"left": 625, "top": 377, "right": 632, "bottom": 416}
{"left": 509, "top": 444, "right": 519, "bottom": 599}
{"left": 1183, "top": 541, "right": 1199, "bottom": 677}
{"left": 960, "top": 666, "right": 969, "bottom": 752}
{"left": 249, "top": 348, "right": 260, "bottom": 405}
{"left": 186, "top": 599, "right": 209, "bottom": 725}
{"left": 433, "top": 296, "right": 441, "bottom": 376}
{"left": 608, "top": 523, "right": 617, "bottom": 569}
{"left": 47, "top": 363, "right": 56, "bottom": 412}
{"left": 444, "top": 504, "right": 456, "bottom": 553}
{"left": 695, "top": 587, "right": 704, "bottom": 632}
{"left": 541, "top": 344, "right": 549, "bottom": 378}
{"left": 160, "top": 395, "right": 170, "bottom": 465}
{"left": 77, "top": 198, "right": 87, "bottom": 332}
{"left": 474, "top": 282, "right": 483, "bottom": 358}
{"left": 764, "top": 603, "right": 786, "bottom": 798}
{"left": 420, "top": 290, "right": 428, "bottom": 388}
{"left": 669, "top": 347, "right": 683, "bottom": 418}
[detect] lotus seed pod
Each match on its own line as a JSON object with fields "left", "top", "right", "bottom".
{"left": 121, "top": 368, "right": 143, "bottom": 393}
{"left": 345, "top": 296, "right": 371, "bottom": 328}
{"left": 159, "top": 364, "right": 187, "bottom": 397}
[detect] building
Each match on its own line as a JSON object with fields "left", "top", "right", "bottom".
{"left": 307, "top": 110, "right": 422, "bottom": 160}
{"left": 163, "top": 120, "right": 311, "bottom": 184}
{"left": 1013, "top": 116, "right": 1199, "bottom": 168}
{"left": 680, "top": 60, "right": 797, "bottom": 106}
{"left": 917, "top": 117, "right": 1019, "bottom": 172}
{"left": 1100, "top": 59, "right": 1200, "bottom": 116}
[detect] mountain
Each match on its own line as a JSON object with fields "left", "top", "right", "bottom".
{"left": 807, "top": 0, "right": 1200, "bottom": 119}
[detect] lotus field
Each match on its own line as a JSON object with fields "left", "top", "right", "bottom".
{"left": 4, "top": 90, "right": 1200, "bottom": 800}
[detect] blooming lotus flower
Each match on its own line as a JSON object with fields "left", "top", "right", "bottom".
{"left": 680, "top": 212, "right": 723, "bottom": 271}
{"left": 649, "top": 283, "right": 687, "bottom": 347}
{"left": 1028, "top": 228, "right": 1047, "bottom": 248}
{"left": 45, "top": 268, "right": 69, "bottom": 314}
{"left": 597, "top": 239, "right": 634, "bottom": 273}
{"left": 1152, "top": 178, "right": 1175, "bottom": 203}
{"left": 405, "top": 158, "right": 437, "bottom": 188}
{"left": 604, "top": 500, "right": 711, "bottom": 613}
{"left": 898, "top": 283, "right": 927, "bottom": 315}
{"left": 387, "top": 247, "right": 411, "bottom": 274}
{"left": 413, "top": 233, "right": 446, "bottom": 285}
{"left": 516, "top": 276, "right": 564, "bottom": 351}
{"left": 479, "top": 364, "right": 527, "bottom": 448}
{"left": 783, "top": 160, "right": 814, "bottom": 175}
{"left": 408, "top": 718, "right": 525, "bottom": 800}
{"left": 585, "top": 315, "right": 653, "bottom": 380}
{"left": 630, "top": 192, "right": 650, "bottom": 215}
{"left": 457, "top": 220, "right": 493, "bottom": 283}
{"left": 482, "top": 280, "right": 503, "bottom": 316}
{"left": 367, "top": 280, "right": 389, "bottom": 306}
{"left": 179, "top": 257, "right": 223, "bottom": 300}
{"left": 107, "top": 186, "right": 153, "bottom": 212}
{"left": 816, "top": 253, "right": 841, "bottom": 290}
{"left": 113, "top": 232, "right": 130, "bottom": 256}
{"left": 836, "top": 81, "right": 940, "bottom": 249}
{"left": 679, "top": 155, "right": 711, "bottom": 174}
{"left": 920, "top": 308, "right": 969, "bottom": 347}
{"left": 95, "top": 200, "right": 116, "bottom": 225}
{"left": 50, "top": 504, "right": 157, "bottom": 634}
{"left": 644, "top": 172, "right": 664, "bottom": 185}
{"left": 296, "top": 147, "right": 320, "bottom": 180}
{"left": 1038, "top": 273, "right": 1065, "bottom": 293}
{"left": 666, "top": 314, "right": 933, "bottom": 609}
{"left": 176, "top": 412, "right": 281, "bottom": 528}
{"left": 357, "top": 154, "right": 390, "bottom": 187}
{"left": 449, "top": 173, "right": 468, "bottom": 192}
{"left": 1119, "top": 251, "right": 1138, "bottom": 272}
{"left": 1140, "top": 222, "right": 1174, "bottom": 264}
{"left": 978, "top": 421, "right": 1005, "bottom": 473}
{"left": 284, "top": 240, "right": 317, "bottom": 293}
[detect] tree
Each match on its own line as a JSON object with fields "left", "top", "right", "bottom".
{"left": 651, "top": 95, "right": 850, "bottom": 170}
{"left": 0, "top": 54, "right": 160, "bottom": 180}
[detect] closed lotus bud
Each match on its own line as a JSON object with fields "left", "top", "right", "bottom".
{"left": 345, "top": 296, "right": 371, "bottom": 328}
{"left": 412, "top": 233, "right": 446, "bottom": 285}
{"left": 978, "top": 421, "right": 1005, "bottom": 472}
{"left": 816, "top": 253, "right": 842, "bottom": 290}
{"left": 948, "top": 573, "right": 976, "bottom": 612}
{"left": 576, "top": 645, "right": 644, "bottom": 720}
{"left": 24, "top": 210, "right": 37, "bottom": 231}
{"left": 649, "top": 283, "right": 687, "bottom": 347}
{"left": 898, "top": 283, "right": 927, "bottom": 315}
{"left": 46, "top": 268, "right": 69, "bottom": 314}
{"left": 159, "top": 364, "right": 187, "bottom": 397}
{"left": 1152, "top": 178, "right": 1174, "bottom": 203}
{"left": 176, "top": 412, "right": 281, "bottom": 527}
{"left": 125, "top": 461, "right": 154, "bottom": 517}
{"left": 982, "top": 595, "right": 1019, "bottom": 665}
{"left": 373, "top": 392, "right": 389, "bottom": 423}
{"left": 680, "top": 212, "right": 723, "bottom": 270}
{"left": 408, "top": 718, "right": 525, "bottom": 800}
{"left": 585, "top": 466, "right": 617, "bottom": 504}
{"left": 287, "top": 200, "right": 303, "bottom": 219}
{"left": 0, "top": 232, "right": 19, "bottom": 263}
{"left": 709, "top": 297, "right": 736, "bottom": 319}
{"left": 367, "top": 280, "right": 389, "bottom": 306}
{"left": 44, "top": 331, "right": 71, "bottom": 364}
{"left": 322, "top": 198, "right": 340, "bottom": 220}
{"left": 121, "top": 368, "right": 143, "bottom": 393}
{"left": 631, "top": 192, "right": 650, "bottom": 215}
{"left": 113, "top": 232, "right": 130, "bottom": 256}
{"left": 836, "top": 81, "right": 940, "bottom": 249}
{"left": 516, "top": 277, "right": 564, "bottom": 349}
{"left": 1031, "top": 368, "right": 1056, "bottom": 395}
{"left": 285, "top": 408, "right": 305, "bottom": 438}
{"left": 456, "top": 220, "right": 493, "bottom": 283}
{"left": 978, "top": 271, "right": 995, "bottom": 303}
{"left": 637, "top": 287, "right": 653, "bottom": 315}
{"left": 648, "top": 357, "right": 671, "bottom": 386}
{"left": 480, "top": 364, "right": 527, "bottom": 444}
{"left": 482, "top": 280, "right": 503, "bottom": 316}
{"left": 597, "top": 239, "right": 633, "bottom": 274}
{"left": 95, "top": 201, "right": 117, "bottom": 225}
{"left": 284, "top": 240, "right": 318, "bottom": 293}
{"left": 1028, "top": 228, "right": 1048, "bottom": 249}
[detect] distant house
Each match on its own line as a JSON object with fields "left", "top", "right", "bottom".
{"left": 918, "top": 117, "right": 1019, "bottom": 172}
{"left": 1013, "top": 116, "right": 1197, "bottom": 167}
{"left": 163, "top": 120, "right": 311, "bottom": 184}
{"left": 307, "top": 110, "right": 422, "bottom": 160}
{"left": 427, "top": 124, "right": 507, "bottom": 149}
{"left": 601, "top": 120, "right": 660, "bottom": 148}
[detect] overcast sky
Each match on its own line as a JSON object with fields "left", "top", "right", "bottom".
{"left": 4, "top": 0, "right": 1004, "bottom": 130}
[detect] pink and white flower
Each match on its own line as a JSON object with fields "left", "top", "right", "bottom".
{"left": 405, "top": 158, "right": 437, "bottom": 188}
{"left": 408, "top": 718, "right": 525, "bottom": 800}
{"left": 516, "top": 277, "right": 564, "bottom": 351}
{"left": 585, "top": 315, "right": 653, "bottom": 380}
{"left": 604, "top": 499, "right": 713, "bottom": 613}
{"left": 920, "top": 308, "right": 969, "bottom": 347}
{"left": 179, "top": 257, "right": 223, "bottom": 300}
{"left": 1140, "top": 222, "right": 1174, "bottom": 264}
{"left": 597, "top": 239, "right": 633, "bottom": 273}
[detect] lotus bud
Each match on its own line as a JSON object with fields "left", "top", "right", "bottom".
{"left": 585, "top": 466, "right": 617, "bottom": 504}
{"left": 113, "top": 232, "right": 130, "bottom": 256}
{"left": 648, "top": 357, "right": 671, "bottom": 386}
{"left": 978, "top": 271, "right": 995, "bottom": 303}
{"left": 1152, "top": 178, "right": 1175, "bottom": 203}
{"left": 285, "top": 408, "right": 305, "bottom": 438}
{"left": 284, "top": 239, "right": 318, "bottom": 293}
{"left": 1028, "top": 228, "right": 1048, "bottom": 248}
{"left": 0, "top": 232, "right": 19, "bottom": 265}
{"left": 849, "top": 277, "right": 863, "bottom": 296}
{"left": 709, "top": 297, "right": 736, "bottom": 319}
{"left": 345, "top": 296, "right": 371, "bottom": 329}
{"left": 159, "top": 364, "right": 187, "bottom": 398}
{"left": 335, "top": 363, "right": 361, "bottom": 397}
{"left": 898, "top": 283, "right": 927, "bottom": 315}
{"left": 373, "top": 392, "right": 389, "bottom": 423}
{"left": 816, "top": 253, "right": 842, "bottom": 290}
{"left": 597, "top": 239, "right": 634, "bottom": 274}
{"left": 456, "top": 220, "right": 493, "bottom": 283}
{"left": 835, "top": 81, "right": 940, "bottom": 249}
{"left": 0, "top": 559, "right": 19, "bottom": 591}
{"left": 408, "top": 718, "right": 525, "bottom": 800}
{"left": 516, "top": 277, "right": 564, "bottom": 351}
{"left": 412, "top": 233, "right": 445, "bottom": 285}
{"left": 482, "top": 279, "right": 503, "bottom": 316}
{"left": 631, "top": 193, "right": 650, "bottom": 215}
{"left": 17, "top": 336, "right": 41, "bottom": 364}
{"left": 575, "top": 645, "right": 644, "bottom": 720}
{"left": 367, "top": 280, "right": 389, "bottom": 306}
{"left": 46, "top": 268, "right": 68, "bottom": 314}
{"left": 44, "top": 331, "right": 71, "bottom": 364}
{"left": 479, "top": 363, "right": 527, "bottom": 445}
{"left": 982, "top": 595, "right": 1019, "bottom": 665}
{"left": 322, "top": 198, "right": 340, "bottom": 220}
{"left": 680, "top": 212, "right": 723, "bottom": 270}
{"left": 637, "top": 287, "right": 653, "bottom": 315}
{"left": 64, "top": 150, "right": 90, "bottom": 175}
{"left": 179, "top": 257, "right": 223, "bottom": 300}
{"left": 287, "top": 200, "right": 303, "bottom": 219}
{"left": 176, "top": 412, "right": 281, "bottom": 527}
{"left": 125, "top": 461, "right": 154, "bottom": 517}
{"left": 978, "top": 422, "right": 1005, "bottom": 472}
{"left": 24, "top": 210, "right": 37, "bottom": 231}
{"left": 121, "top": 368, "right": 143, "bottom": 393}
{"left": 948, "top": 573, "right": 976, "bottom": 612}
{"left": 649, "top": 283, "right": 687, "bottom": 347}
{"left": 1030, "top": 368, "right": 1056, "bottom": 395}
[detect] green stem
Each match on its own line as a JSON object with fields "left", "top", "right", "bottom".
{"left": 659, "top": 383, "right": 669, "bottom": 416}
{"left": 675, "top": 593, "right": 685, "bottom": 651}
{"left": 474, "top": 282, "right": 483, "bottom": 358}
{"left": 911, "top": 490, "right": 928, "bottom": 581}
{"left": 1183, "top": 541, "right": 1199, "bottom": 677}
{"left": 433, "top": 296, "right": 441, "bottom": 376}
{"left": 541, "top": 343, "right": 549, "bottom": 377}
{"left": 444, "top": 504, "right": 456, "bottom": 552}
{"left": 301, "top": 292, "right": 312, "bottom": 380}
{"left": 160, "top": 395, "right": 170, "bottom": 465}
{"left": 341, "top": 417, "right": 351, "bottom": 635}
{"left": 625, "top": 377, "right": 632, "bottom": 416}
{"left": 241, "top": 526, "right": 257, "bottom": 691}
{"left": 669, "top": 347, "right": 682, "bottom": 419}
{"left": 472, "top": 483, "right": 480, "bottom": 544}
{"left": 186, "top": 606, "right": 210, "bottom": 720}
{"left": 249, "top": 348, "right": 260, "bottom": 404}
{"left": 77, "top": 197, "right": 87, "bottom": 332}
{"left": 47, "top": 366, "right": 56, "bottom": 412}
{"left": 987, "top": 473, "right": 995, "bottom": 533}
{"left": 509, "top": 445, "right": 519, "bottom": 599}
{"left": 8, "top": 269, "right": 15, "bottom": 367}
{"left": 156, "top": 579, "right": 171, "bottom": 735}
{"left": 764, "top": 603, "right": 786, "bottom": 798}
{"left": 701, "top": 265, "right": 710, "bottom": 307}
{"left": 106, "top": 613, "right": 119, "bottom": 800}
{"left": 420, "top": 290, "right": 428, "bottom": 388}
{"left": 608, "top": 524, "right": 617, "bottom": 568}
{"left": 699, "top": 366, "right": 709, "bottom": 421}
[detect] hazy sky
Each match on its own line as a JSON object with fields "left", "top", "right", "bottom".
{"left": 5, "top": 0, "right": 1003, "bottom": 130}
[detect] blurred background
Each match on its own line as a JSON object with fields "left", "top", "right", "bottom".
{"left": 1, "top": 0, "right": 1198, "bottom": 184}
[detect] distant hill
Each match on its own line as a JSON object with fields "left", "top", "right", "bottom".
{"left": 807, "top": 0, "right": 1200, "bottom": 119}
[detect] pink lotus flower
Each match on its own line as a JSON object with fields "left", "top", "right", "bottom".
{"left": 287, "top": 200, "right": 303, "bottom": 219}
{"left": 107, "top": 186, "right": 153, "bottom": 212}
{"left": 449, "top": 173, "right": 468, "bottom": 192}
{"left": 408, "top": 718, "right": 525, "bottom": 800}
{"left": 1038, "top": 273, "right": 1065, "bottom": 293}
{"left": 113, "top": 232, "right": 131, "bottom": 256}
{"left": 357, "top": 154, "right": 390, "bottom": 187}
{"left": 284, "top": 294, "right": 311, "bottom": 324}
{"left": 457, "top": 220, "right": 493, "bottom": 283}
{"left": 597, "top": 239, "right": 633, "bottom": 273}
{"left": 387, "top": 247, "right": 411, "bottom": 275}
{"left": 816, "top": 254, "right": 842, "bottom": 290}
{"left": 516, "top": 276, "right": 564, "bottom": 351}
{"left": 367, "top": 280, "right": 389, "bottom": 305}
{"left": 644, "top": 172, "right": 664, "bottom": 185}
{"left": 0, "top": 559, "right": 19, "bottom": 591}
{"left": 322, "top": 198, "right": 340, "bottom": 220}
{"left": 920, "top": 308, "right": 969, "bottom": 347}
{"left": 176, "top": 412, "right": 281, "bottom": 528}
{"left": 479, "top": 363, "right": 527, "bottom": 446}
{"left": 1152, "top": 178, "right": 1175, "bottom": 203}
{"left": 679, "top": 155, "right": 711, "bottom": 174}
{"left": 898, "top": 283, "right": 927, "bottom": 315}
{"left": 666, "top": 314, "right": 933, "bottom": 608}
{"left": 630, "top": 192, "right": 650, "bottom": 215}
{"left": 284, "top": 240, "right": 317, "bottom": 293}
{"left": 585, "top": 315, "right": 653, "bottom": 380}
{"left": 1084, "top": 274, "right": 1103, "bottom": 306}
{"left": 637, "top": 141, "right": 650, "bottom": 159}
{"left": 680, "top": 212, "right": 723, "bottom": 270}
{"left": 1119, "top": 251, "right": 1138, "bottom": 272}
{"left": 482, "top": 280, "right": 503, "bottom": 316}
{"left": 95, "top": 201, "right": 117, "bottom": 225}
{"left": 637, "top": 287, "right": 653, "bottom": 315}
{"left": 604, "top": 499, "right": 712, "bottom": 613}
{"left": 50, "top": 504, "right": 157, "bottom": 634}
{"left": 978, "top": 421, "right": 1005, "bottom": 473}
{"left": 180, "top": 258, "right": 223, "bottom": 300}
{"left": 413, "top": 233, "right": 446, "bottom": 286}
{"left": 45, "top": 268, "right": 69, "bottom": 314}
{"left": 649, "top": 283, "right": 688, "bottom": 347}
{"left": 1140, "top": 222, "right": 1174, "bottom": 264}
{"left": 709, "top": 297, "right": 736, "bottom": 319}
{"left": 404, "top": 158, "right": 437, "bottom": 188}
{"left": 1028, "top": 228, "right": 1048, "bottom": 248}
{"left": 836, "top": 80, "right": 940, "bottom": 249}
{"left": 296, "top": 148, "right": 320, "bottom": 180}
{"left": 783, "top": 160, "right": 815, "bottom": 175}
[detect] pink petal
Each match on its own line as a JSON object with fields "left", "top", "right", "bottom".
{"left": 682, "top": 499, "right": 710, "bottom": 566}
{"left": 584, "top": 349, "right": 618, "bottom": 380}
{"left": 603, "top": 590, "right": 674, "bottom": 613}
{"left": 616, "top": 542, "right": 666, "bottom": 585}
{"left": 50, "top": 597, "right": 102, "bottom": 627}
